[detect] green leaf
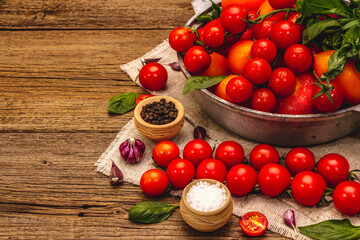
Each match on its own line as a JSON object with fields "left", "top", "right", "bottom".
{"left": 355, "top": 60, "right": 360, "bottom": 74}
{"left": 107, "top": 92, "right": 139, "bottom": 115}
{"left": 296, "top": 0, "right": 352, "bottom": 18}
{"left": 129, "top": 201, "right": 179, "bottom": 224}
{"left": 211, "top": 0, "right": 221, "bottom": 19}
{"left": 302, "top": 19, "right": 342, "bottom": 44}
{"left": 321, "top": 50, "right": 347, "bottom": 81}
{"left": 343, "top": 19, "right": 360, "bottom": 30}
{"left": 195, "top": 14, "right": 213, "bottom": 23}
{"left": 299, "top": 219, "right": 360, "bottom": 240}
{"left": 182, "top": 75, "right": 227, "bottom": 95}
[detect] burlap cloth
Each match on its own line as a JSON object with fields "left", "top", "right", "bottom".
{"left": 95, "top": 1, "right": 360, "bottom": 239}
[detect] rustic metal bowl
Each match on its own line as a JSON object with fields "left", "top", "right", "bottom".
{"left": 178, "top": 9, "right": 360, "bottom": 146}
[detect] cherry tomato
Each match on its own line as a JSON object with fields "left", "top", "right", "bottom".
{"left": 316, "top": 153, "right": 350, "bottom": 187}
{"left": 226, "top": 164, "right": 257, "bottom": 196}
{"left": 214, "top": 75, "right": 237, "bottom": 101}
{"left": 268, "top": 0, "right": 296, "bottom": 9}
{"left": 250, "top": 144, "right": 280, "bottom": 171}
{"left": 196, "top": 158, "right": 227, "bottom": 182}
{"left": 333, "top": 181, "right": 360, "bottom": 215}
{"left": 200, "top": 52, "right": 231, "bottom": 77}
{"left": 253, "top": 20, "right": 275, "bottom": 40}
{"left": 291, "top": 171, "right": 327, "bottom": 207}
{"left": 169, "top": 27, "right": 195, "bottom": 52}
{"left": 251, "top": 39, "right": 277, "bottom": 63}
{"left": 243, "top": 58, "right": 272, "bottom": 84}
{"left": 152, "top": 141, "right": 180, "bottom": 168}
{"left": 247, "top": 11, "right": 258, "bottom": 21}
{"left": 215, "top": 141, "right": 245, "bottom": 170}
{"left": 166, "top": 158, "right": 195, "bottom": 189}
{"left": 221, "top": 0, "right": 266, "bottom": 12}
{"left": 226, "top": 76, "right": 254, "bottom": 103}
{"left": 251, "top": 88, "right": 277, "bottom": 113}
{"left": 139, "top": 62, "right": 168, "bottom": 91}
{"left": 312, "top": 82, "right": 344, "bottom": 112}
{"left": 284, "top": 44, "right": 313, "bottom": 74}
{"left": 140, "top": 169, "right": 168, "bottom": 197}
{"left": 270, "top": 21, "right": 301, "bottom": 50}
{"left": 258, "top": 0, "right": 286, "bottom": 23}
{"left": 285, "top": 147, "right": 316, "bottom": 176}
{"left": 239, "top": 28, "right": 253, "bottom": 40}
{"left": 240, "top": 211, "right": 268, "bottom": 237}
{"left": 258, "top": 163, "right": 291, "bottom": 197}
{"left": 183, "top": 139, "right": 213, "bottom": 167}
{"left": 268, "top": 67, "right": 296, "bottom": 97}
{"left": 288, "top": 12, "right": 306, "bottom": 33}
{"left": 227, "top": 40, "right": 254, "bottom": 74}
{"left": 203, "top": 24, "right": 225, "bottom": 47}
{"left": 220, "top": 4, "right": 247, "bottom": 34}
{"left": 184, "top": 46, "right": 211, "bottom": 74}
{"left": 135, "top": 94, "right": 154, "bottom": 105}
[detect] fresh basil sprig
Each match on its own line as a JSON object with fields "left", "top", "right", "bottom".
{"left": 299, "top": 219, "right": 360, "bottom": 240}
{"left": 129, "top": 201, "right": 179, "bottom": 224}
{"left": 195, "top": 0, "right": 222, "bottom": 23}
{"left": 108, "top": 92, "right": 139, "bottom": 114}
{"left": 182, "top": 75, "right": 227, "bottom": 95}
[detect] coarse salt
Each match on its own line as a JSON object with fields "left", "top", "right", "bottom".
{"left": 186, "top": 181, "right": 227, "bottom": 212}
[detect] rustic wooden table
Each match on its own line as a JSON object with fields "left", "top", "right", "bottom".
{"left": 0, "top": 0, "right": 289, "bottom": 239}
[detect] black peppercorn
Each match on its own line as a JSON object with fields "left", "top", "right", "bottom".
{"left": 140, "top": 98, "right": 178, "bottom": 125}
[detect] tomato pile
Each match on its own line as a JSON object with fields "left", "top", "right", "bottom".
{"left": 140, "top": 136, "right": 360, "bottom": 216}
{"left": 169, "top": 0, "right": 360, "bottom": 114}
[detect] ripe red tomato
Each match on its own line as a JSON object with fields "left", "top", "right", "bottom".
{"left": 184, "top": 46, "right": 211, "bottom": 74}
{"left": 243, "top": 58, "right": 272, "bottom": 84}
{"left": 203, "top": 24, "right": 225, "bottom": 47}
{"left": 317, "top": 153, "right": 350, "bottom": 187}
{"left": 250, "top": 144, "right": 280, "bottom": 171}
{"left": 333, "top": 181, "right": 360, "bottom": 215}
{"left": 285, "top": 147, "right": 316, "bottom": 176}
{"left": 258, "top": 163, "right": 291, "bottom": 197}
{"left": 169, "top": 27, "right": 195, "bottom": 52}
{"left": 268, "top": 67, "right": 296, "bottom": 97}
{"left": 248, "top": 11, "right": 258, "bottom": 21}
{"left": 253, "top": 20, "right": 275, "bottom": 40}
{"left": 226, "top": 164, "right": 257, "bottom": 196}
{"left": 140, "top": 169, "right": 168, "bottom": 197}
{"left": 291, "top": 171, "right": 327, "bottom": 206}
{"left": 312, "top": 82, "right": 344, "bottom": 112}
{"left": 183, "top": 139, "right": 213, "bottom": 167}
{"left": 166, "top": 158, "right": 195, "bottom": 189}
{"left": 251, "top": 88, "right": 277, "bottom": 113}
{"left": 221, "top": 0, "right": 266, "bottom": 12}
{"left": 251, "top": 39, "right": 277, "bottom": 63}
{"left": 152, "top": 141, "right": 180, "bottom": 168}
{"left": 220, "top": 4, "right": 247, "bottom": 34}
{"left": 284, "top": 44, "right": 313, "bottom": 74}
{"left": 139, "top": 62, "right": 168, "bottom": 91}
{"left": 240, "top": 211, "right": 268, "bottom": 237}
{"left": 270, "top": 21, "right": 301, "bottom": 50}
{"left": 215, "top": 141, "right": 245, "bottom": 170}
{"left": 196, "top": 158, "right": 227, "bottom": 182}
{"left": 268, "top": 0, "right": 296, "bottom": 9}
{"left": 226, "top": 76, "right": 254, "bottom": 103}
{"left": 135, "top": 94, "right": 154, "bottom": 105}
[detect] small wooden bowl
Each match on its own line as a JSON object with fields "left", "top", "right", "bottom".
{"left": 180, "top": 179, "right": 233, "bottom": 232}
{"left": 134, "top": 96, "right": 185, "bottom": 142}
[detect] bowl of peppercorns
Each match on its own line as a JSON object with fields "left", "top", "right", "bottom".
{"left": 134, "top": 96, "right": 185, "bottom": 142}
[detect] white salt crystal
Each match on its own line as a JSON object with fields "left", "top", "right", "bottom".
{"left": 186, "top": 181, "right": 227, "bottom": 212}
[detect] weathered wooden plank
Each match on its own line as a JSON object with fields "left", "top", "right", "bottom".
{"left": 0, "top": 0, "right": 194, "bottom": 29}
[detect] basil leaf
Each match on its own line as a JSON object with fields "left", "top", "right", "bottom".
{"left": 211, "top": 0, "right": 221, "bottom": 19}
{"left": 321, "top": 49, "right": 347, "bottom": 81}
{"left": 108, "top": 92, "right": 139, "bottom": 115}
{"left": 129, "top": 201, "right": 179, "bottom": 224}
{"left": 302, "top": 19, "right": 342, "bottom": 44}
{"left": 196, "top": 14, "right": 213, "bottom": 23}
{"left": 182, "top": 75, "right": 227, "bottom": 95}
{"left": 296, "top": 0, "right": 352, "bottom": 18}
{"left": 343, "top": 19, "right": 360, "bottom": 30}
{"left": 299, "top": 219, "right": 360, "bottom": 240}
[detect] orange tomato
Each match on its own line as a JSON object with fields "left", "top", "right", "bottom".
{"left": 314, "top": 50, "right": 360, "bottom": 104}
{"left": 222, "top": 0, "right": 265, "bottom": 11}
{"left": 227, "top": 40, "right": 254, "bottom": 74}
{"left": 200, "top": 52, "right": 231, "bottom": 77}
{"left": 214, "top": 75, "right": 237, "bottom": 101}
{"left": 258, "top": 0, "right": 286, "bottom": 23}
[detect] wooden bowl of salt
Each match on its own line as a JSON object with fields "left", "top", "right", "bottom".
{"left": 180, "top": 179, "right": 233, "bottom": 232}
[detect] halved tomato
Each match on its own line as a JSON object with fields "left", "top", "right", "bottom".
{"left": 240, "top": 211, "right": 268, "bottom": 236}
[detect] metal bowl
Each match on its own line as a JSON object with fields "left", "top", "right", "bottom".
{"left": 178, "top": 9, "right": 360, "bottom": 146}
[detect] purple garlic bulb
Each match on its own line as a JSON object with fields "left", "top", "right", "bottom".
{"left": 119, "top": 137, "right": 146, "bottom": 164}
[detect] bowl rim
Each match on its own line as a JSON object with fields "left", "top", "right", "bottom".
{"left": 134, "top": 95, "right": 185, "bottom": 128}
{"left": 178, "top": 4, "right": 360, "bottom": 120}
{"left": 181, "top": 179, "right": 232, "bottom": 216}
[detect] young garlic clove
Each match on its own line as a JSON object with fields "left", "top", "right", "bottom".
{"left": 194, "top": 126, "right": 207, "bottom": 140}
{"left": 284, "top": 209, "right": 297, "bottom": 233}
{"left": 119, "top": 137, "right": 146, "bottom": 164}
{"left": 110, "top": 161, "right": 123, "bottom": 185}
